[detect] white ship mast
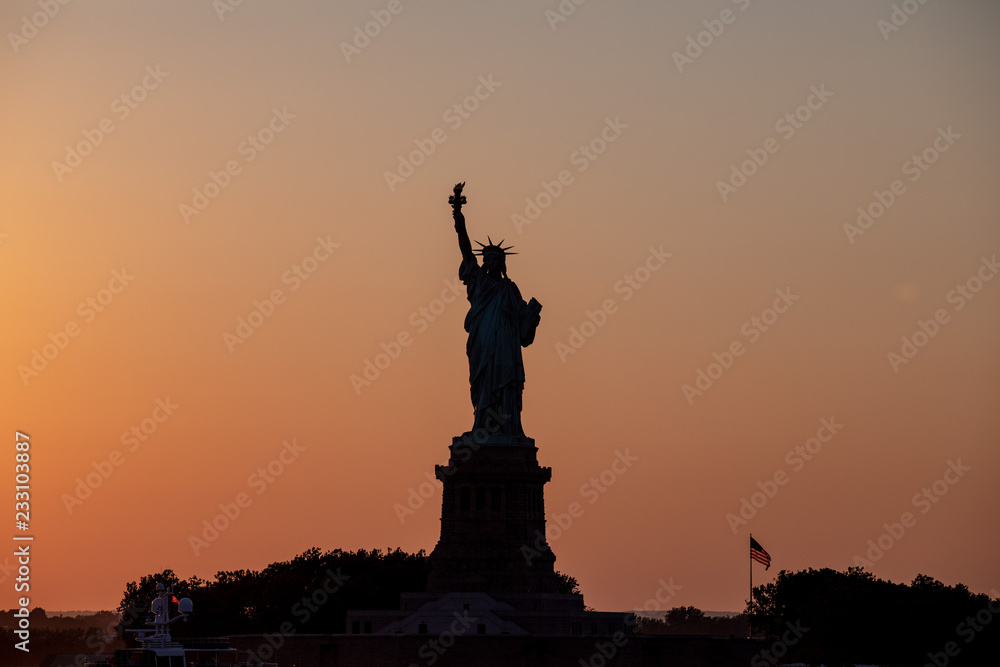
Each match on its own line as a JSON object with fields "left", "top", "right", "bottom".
{"left": 127, "top": 583, "right": 192, "bottom": 655}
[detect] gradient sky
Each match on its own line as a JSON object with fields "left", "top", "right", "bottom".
{"left": 2, "top": 0, "right": 998, "bottom": 615}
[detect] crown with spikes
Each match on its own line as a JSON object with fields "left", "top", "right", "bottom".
{"left": 474, "top": 236, "right": 517, "bottom": 257}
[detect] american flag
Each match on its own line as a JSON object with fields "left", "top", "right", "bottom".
{"left": 750, "top": 536, "right": 771, "bottom": 570}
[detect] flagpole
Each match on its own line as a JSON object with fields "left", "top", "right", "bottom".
{"left": 749, "top": 533, "right": 753, "bottom": 640}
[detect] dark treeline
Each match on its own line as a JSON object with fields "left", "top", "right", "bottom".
{"left": 118, "top": 547, "right": 579, "bottom": 640}
{"left": 635, "top": 606, "right": 747, "bottom": 636}
{"left": 0, "top": 610, "right": 124, "bottom": 667}
{"left": 114, "top": 551, "right": 999, "bottom": 665}
{"left": 749, "top": 567, "right": 1000, "bottom": 666}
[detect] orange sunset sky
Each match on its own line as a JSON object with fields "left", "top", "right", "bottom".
{"left": 2, "top": 0, "right": 999, "bottom": 615}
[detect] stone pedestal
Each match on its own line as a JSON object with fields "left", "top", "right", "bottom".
{"left": 346, "top": 433, "right": 634, "bottom": 637}
{"left": 427, "top": 435, "right": 564, "bottom": 600}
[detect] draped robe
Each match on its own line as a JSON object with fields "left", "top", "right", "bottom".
{"left": 460, "top": 258, "right": 538, "bottom": 437}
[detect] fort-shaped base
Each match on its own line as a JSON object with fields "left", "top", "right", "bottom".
{"left": 428, "top": 438, "right": 561, "bottom": 598}
{"left": 346, "top": 435, "right": 635, "bottom": 637}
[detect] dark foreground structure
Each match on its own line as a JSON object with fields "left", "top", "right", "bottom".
{"left": 222, "top": 187, "right": 759, "bottom": 665}
{"left": 228, "top": 633, "right": 758, "bottom": 667}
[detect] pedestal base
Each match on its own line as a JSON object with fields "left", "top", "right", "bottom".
{"left": 427, "top": 438, "right": 562, "bottom": 598}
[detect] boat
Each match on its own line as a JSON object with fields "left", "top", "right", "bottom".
{"left": 84, "top": 583, "right": 275, "bottom": 667}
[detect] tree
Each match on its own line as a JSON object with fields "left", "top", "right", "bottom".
{"left": 748, "top": 567, "right": 1000, "bottom": 665}
{"left": 555, "top": 571, "right": 581, "bottom": 595}
{"left": 118, "top": 548, "right": 434, "bottom": 636}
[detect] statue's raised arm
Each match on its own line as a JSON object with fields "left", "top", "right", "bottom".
{"left": 450, "top": 182, "right": 475, "bottom": 266}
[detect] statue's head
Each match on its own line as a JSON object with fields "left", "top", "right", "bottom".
{"left": 475, "top": 237, "right": 516, "bottom": 278}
